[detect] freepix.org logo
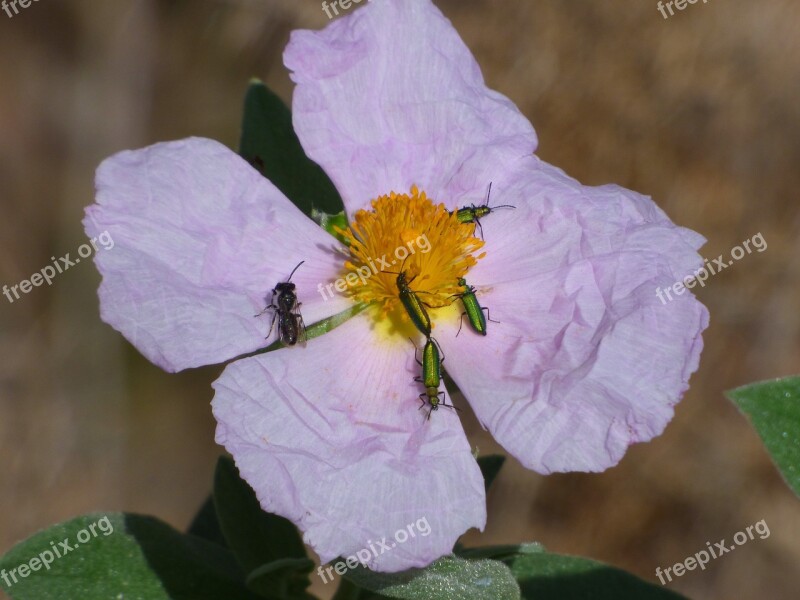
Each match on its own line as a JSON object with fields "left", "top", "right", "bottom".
{"left": 321, "top": 0, "right": 372, "bottom": 20}
{"left": 2, "top": 231, "right": 115, "bottom": 305}
{"left": 317, "top": 234, "right": 431, "bottom": 301}
{"left": 655, "top": 519, "right": 770, "bottom": 585}
{"left": 1, "top": 517, "right": 114, "bottom": 590}
{"left": 317, "top": 516, "right": 432, "bottom": 584}
{"left": 655, "top": 232, "right": 766, "bottom": 305}
{"left": 2, "top": 0, "right": 42, "bottom": 19}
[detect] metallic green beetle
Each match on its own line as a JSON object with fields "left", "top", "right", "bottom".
{"left": 396, "top": 270, "right": 432, "bottom": 337}
{"left": 413, "top": 337, "right": 457, "bottom": 419}
{"left": 387, "top": 257, "right": 434, "bottom": 337}
{"left": 453, "top": 277, "right": 498, "bottom": 336}
{"left": 450, "top": 183, "right": 515, "bottom": 239}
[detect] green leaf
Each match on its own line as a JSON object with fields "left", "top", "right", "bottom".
{"left": 727, "top": 376, "right": 800, "bottom": 497}
{"left": 312, "top": 208, "right": 350, "bottom": 244}
{"left": 0, "top": 513, "right": 261, "bottom": 600}
{"left": 343, "top": 556, "right": 520, "bottom": 600}
{"left": 457, "top": 543, "right": 545, "bottom": 562}
{"left": 508, "top": 550, "right": 689, "bottom": 600}
{"left": 213, "top": 456, "right": 313, "bottom": 599}
{"left": 476, "top": 455, "right": 505, "bottom": 492}
{"left": 246, "top": 558, "right": 317, "bottom": 599}
{"left": 188, "top": 495, "right": 228, "bottom": 548}
{"left": 239, "top": 79, "right": 344, "bottom": 217}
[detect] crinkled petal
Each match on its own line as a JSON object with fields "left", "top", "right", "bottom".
{"left": 467, "top": 156, "right": 706, "bottom": 286}
{"left": 84, "top": 137, "right": 350, "bottom": 372}
{"left": 436, "top": 156, "right": 709, "bottom": 473}
{"left": 284, "top": 0, "right": 537, "bottom": 214}
{"left": 212, "top": 316, "right": 485, "bottom": 572}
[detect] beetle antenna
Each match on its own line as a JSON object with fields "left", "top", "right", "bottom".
{"left": 286, "top": 260, "right": 305, "bottom": 282}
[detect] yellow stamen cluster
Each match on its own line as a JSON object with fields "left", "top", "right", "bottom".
{"left": 336, "top": 186, "right": 484, "bottom": 330}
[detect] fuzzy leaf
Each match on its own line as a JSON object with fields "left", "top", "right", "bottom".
{"left": 727, "top": 376, "right": 800, "bottom": 497}
{"left": 239, "top": 79, "right": 344, "bottom": 217}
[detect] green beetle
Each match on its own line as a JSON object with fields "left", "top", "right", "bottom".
{"left": 395, "top": 269, "right": 432, "bottom": 337}
{"left": 450, "top": 183, "right": 515, "bottom": 239}
{"left": 412, "top": 337, "right": 458, "bottom": 420}
{"left": 453, "top": 277, "right": 498, "bottom": 336}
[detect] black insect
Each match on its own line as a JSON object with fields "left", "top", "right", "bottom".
{"left": 256, "top": 261, "right": 307, "bottom": 346}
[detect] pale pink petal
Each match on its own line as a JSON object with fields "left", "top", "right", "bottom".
{"left": 212, "top": 316, "right": 486, "bottom": 572}
{"left": 467, "top": 155, "right": 706, "bottom": 287}
{"left": 435, "top": 156, "right": 708, "bottom": 473}
{"left": 84, "top": 137, "right": 350, "bottom": 372}
{"left": 284, "top": 0, "right": 537, "bottom": 214}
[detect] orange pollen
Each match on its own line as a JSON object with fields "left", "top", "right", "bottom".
{"left": 335, "top": 186, "right": 485, "bottom": 321}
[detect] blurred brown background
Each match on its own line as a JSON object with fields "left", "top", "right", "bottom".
{"left": 1, "top": 0, "right": 799, "bottom": 598}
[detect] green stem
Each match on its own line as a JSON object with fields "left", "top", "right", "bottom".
{"left": 232, "top": 302, "right": 369, "bottom": 362}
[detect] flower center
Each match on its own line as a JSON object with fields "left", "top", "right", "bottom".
{"left": 337, "top": 186, "right": 484, "bottom": 331}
